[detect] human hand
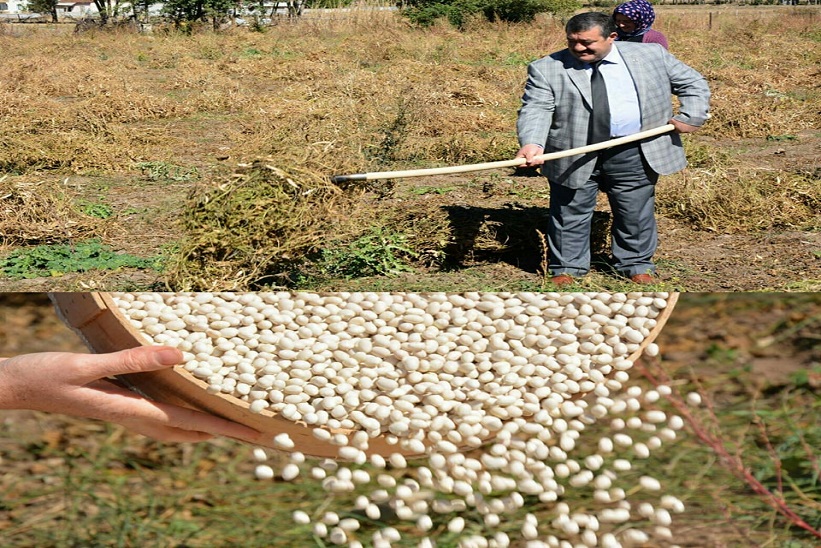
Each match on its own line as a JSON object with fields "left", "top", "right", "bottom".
{"left": 516, "top": 144, "right": 546, "bottom": 166}
{"left": 0, "top": 346, "right": 263, "bottom": 443}
{"left": 669, "top": 119, "right": 701, "bottom": 134}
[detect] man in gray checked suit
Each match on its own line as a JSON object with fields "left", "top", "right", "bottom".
{"left": 516, "top": 11, "right": 710, "bottom": 286}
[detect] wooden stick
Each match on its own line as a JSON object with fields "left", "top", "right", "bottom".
{"left": 331, "top": 124, "right": 676, "bottom": 183}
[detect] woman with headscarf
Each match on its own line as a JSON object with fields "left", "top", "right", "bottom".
{"left": 613, "top": 0, "right": 669, "bottom": 50}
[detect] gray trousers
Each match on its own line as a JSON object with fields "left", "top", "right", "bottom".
{"left": 547, "top": 143, "right": 659, "bottom": 278}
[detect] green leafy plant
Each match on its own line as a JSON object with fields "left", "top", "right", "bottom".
{"left": 317, "top": 227, "right": 417, "bottom": 279}
{"left": 135, "top": 162, "right": 200, "bottom": 182}
{"left": 0, "top": 240, "right": 165, "bottom": 279}
{"left": 77, "top": 200, "right": 115, "bottom": 219}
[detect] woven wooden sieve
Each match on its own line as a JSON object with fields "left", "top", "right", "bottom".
{"left": 51, "top": 292, "right": 678, "bottom": 458}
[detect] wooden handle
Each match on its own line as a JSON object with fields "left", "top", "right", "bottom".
{"left": 331, "top": 125, "right": 676, "bottom": 183}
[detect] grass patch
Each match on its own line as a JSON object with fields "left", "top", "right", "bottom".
{"left": 0, "top": 429, "right": 308, "bottom": 547}
{"left": 0, "top": 240, "right": 165, "bottom": 279}
{"left": 135, "top": 161, "right": 200, "bottom": 182}
{"left": 312, "top": 226, "right": 418, "bottom": 280}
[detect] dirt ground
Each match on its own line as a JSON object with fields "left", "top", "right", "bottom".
{"left": 336, "top": 125, "right": 821, "bottom": 292}
{"left": 1, "top": 128, "right": 818, "bottom": 293}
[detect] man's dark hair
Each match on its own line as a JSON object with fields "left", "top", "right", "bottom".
{"left": 566, "top": 12, "right": 617, "bottom": 37}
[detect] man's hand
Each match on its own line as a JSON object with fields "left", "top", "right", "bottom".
{"left": 516, "top": 144, "right": 546, "bottom": 166}
{"left": 670, "top": 119, "right": 701, "bottom": 134}
{"left": 0, "top": 346, "right": 262, "bottom": 443}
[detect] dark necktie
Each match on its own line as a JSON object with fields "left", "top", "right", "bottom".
{"left": 589, "top": 61, "right": 611, "bottom": 145}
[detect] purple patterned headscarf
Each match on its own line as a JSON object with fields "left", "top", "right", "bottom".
{"left": 613, "top": 0, "right": 656, "bottom": 38}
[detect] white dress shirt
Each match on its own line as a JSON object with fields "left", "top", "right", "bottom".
{"left": 593, "top": 43, "right": 642, "bottom": 138}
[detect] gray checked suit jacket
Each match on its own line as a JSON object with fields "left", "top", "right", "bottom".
{"left": 516, "top": 41, "right": 711, "bottom": 189}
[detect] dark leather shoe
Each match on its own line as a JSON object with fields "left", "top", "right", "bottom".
{"left": 551, "top": 274, "right": 574, "bottom": 287}
{"left": 630, "top": 273, "right": 655, "bottom": 284}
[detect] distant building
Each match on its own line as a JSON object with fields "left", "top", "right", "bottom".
{"left": 56, "top": 0, "right": 98, "bottom": 17}
{"left": 0, "top": 0, "right": 28, "bottom": 13}
{"left": 0, "top": 0, "right": 101, "bottom": 16}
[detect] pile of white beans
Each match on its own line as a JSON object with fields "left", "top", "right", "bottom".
{"left": 113, "top": 292, "right": 688, "bottom": 547}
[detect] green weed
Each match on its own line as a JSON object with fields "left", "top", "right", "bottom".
{"left": 790, "top": 366, "right": 821, "bottom": 390}
{"left": 367, "top": 98, "right": 414, "bottom": 166}
{"left": 77, "top": 200, "right": 115, "bottom": 219}
{"left": 135, "top": 161, "right": 200, "bottom": 182}
{"left": 705, "top": 343, "right": 740, "bottom": 365}
{"left": 242, "top": 47, "right": 263, "bottom": 57}
{"left": 0, "top": 240, "right": 165, "bottom": 279}
{"left": 316, "top": 227, "right": 417, "bottom": 279}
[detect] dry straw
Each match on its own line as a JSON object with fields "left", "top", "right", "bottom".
{"left": 1, "top": 9, "right": 818, "bottom": 288}
{"left": 166, "top": 161, "right": 348, "bottom": 290}
{"left": 1, "top": 10, "right": 816, "bottom": 175}
{"left": 0, "top": 177, "right": 114, "bottom": 246}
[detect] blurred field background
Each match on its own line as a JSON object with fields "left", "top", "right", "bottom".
{"left": 0, "top": 6, "right": 819, "bottom": 292}
{"left": 0, "top": 292, "right": 819, "bottom": 546}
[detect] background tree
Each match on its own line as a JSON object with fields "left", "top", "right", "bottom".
{"left": 402, "top": 0, "right": 580, "bottom": 28}
{"left": 26, "top": 0, "right": 58, "bottom": 22}
{"left": 162, "top": 0, "right": 236, "bottom": 30}
{"left": 129, "top": 0, "right": 156, "bottom": 23}
{"left": 90, "top": 0, "right": 128, "bottom": 24}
